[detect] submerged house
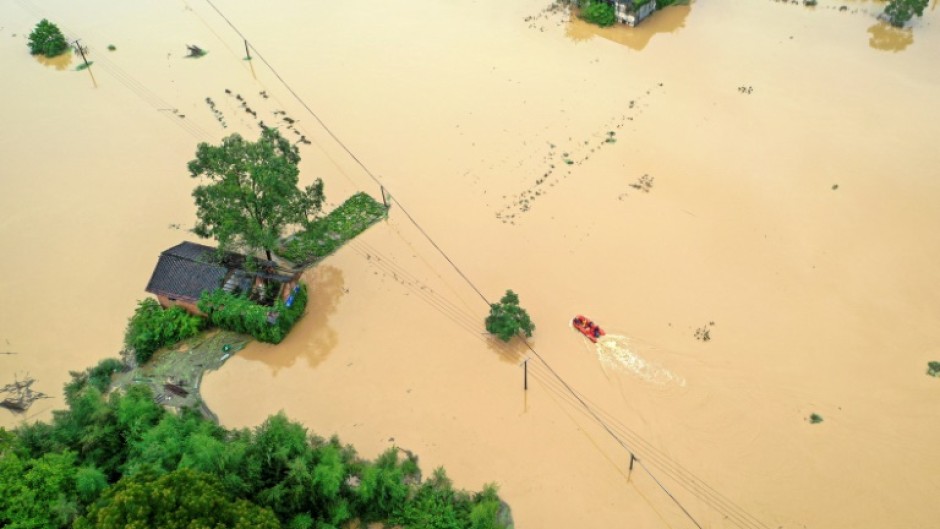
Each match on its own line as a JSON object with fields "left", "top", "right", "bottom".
{"left": 145, "top": 242, "right": 300, "bottom": 315}
{"left": 615, "top": 0, "right": 657, "bottom": 27}
{"left": 573, "top": 0, "right": 658, "bottom": 26}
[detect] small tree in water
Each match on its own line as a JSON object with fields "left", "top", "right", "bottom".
{"left": 28, "top": 19, "right": 69, "bottom": 57}
{"left": 188, "top": 127, "right": 324, "bottom": 261}
{"left": 884, "top": 0, "right": 928, "bottom": 27}
{"left": 485, "top": 290, "right": 536, "bottom": 342}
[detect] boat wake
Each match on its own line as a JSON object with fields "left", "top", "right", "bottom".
{"left": 594, "top": 334, "right": 685, "bottom": 386}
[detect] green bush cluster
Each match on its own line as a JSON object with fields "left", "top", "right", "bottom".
{"left": 0, "top": 376, "right": 510, "bottom": 529}
{"left": 580, "top": 0, "right": 616, "bottom": 27}
{"left": 927, "top": 361, "right": 940, "bottom": 377}
{"left": 278, "top": 192, "right": 387, "bottom": 265}
{"left": 198, "top": 284, "right": 307, "bottom": 344}
{"left": 485, "top": 290, "right": 535, "bottom": 342}
{"left": 28, "top": 19, "right": 69, "bottom": 57}
{"left": 884, "top": 0, "right": 928, "bottom": 27}
{"left": 124, "top": 299, "right": 205, "bottom": 364}
{"left": 64, "top": 358, "right": 125, "bottom": 404}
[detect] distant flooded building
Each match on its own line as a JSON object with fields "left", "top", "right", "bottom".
{"left": 615, "top": 0, "right": 657, "bottom": 27}
{"left": 572, "top": 0, "right": 658, "bottom": 27}
{"left": 145, "top": 242, "right": 300, "bottom": 315}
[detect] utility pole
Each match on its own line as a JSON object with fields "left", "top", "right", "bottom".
{"left": 628, "top": 453, "right": 636, "bottom": 481}
{"left": 520, "top": 358, "right": 529, "bottom": 391}
{"left": 73, "top": 39, "right": 90, "bottom": 69}
{"left": 380, "top": 186, "right": 388, "bottom": 209}
{"left": 244, "top": 39, "right": 251, "bottom": 61}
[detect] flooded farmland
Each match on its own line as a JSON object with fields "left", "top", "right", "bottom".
{"left": 3, "top": 0, "right": 940, "bottom": 528}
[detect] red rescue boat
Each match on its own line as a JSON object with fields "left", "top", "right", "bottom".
{"left": 572, "top": 315, "right": 605, "bottom": 342}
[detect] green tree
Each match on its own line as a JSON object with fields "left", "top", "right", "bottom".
{"left": 0, "top": 449, "right": 81, "bottom": 528}
{"left": 188, "top": 128, "right": 325, "bottom": 261}
{"left": 580, "top": 0, "right": 616, "bottom": 27}
{"left": 485, "top": 290, "right": 535, "bottom": 342}
{"left": 74, "top": 468, "right": 281, "bottom": 529}
{"left": 884, "top": 0, "right": 928, "bottom": 27}
{"left": 28, "top": 19, "right": 69, "bottom": 57}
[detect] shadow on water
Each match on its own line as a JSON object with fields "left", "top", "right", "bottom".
{"left": 566, "top": 4, "right": 692, "bottom": 51}
{"left": 867, "top": 21, "right": 914, "bottom": 52}
{"left": 35, "top": 51, "right": 73, "bottom": 70}
{"left": 485, "top": 334, "right": 529, "bottom": 364}
{"left": 238, "top": 265, "right": 345, "bottom": 372}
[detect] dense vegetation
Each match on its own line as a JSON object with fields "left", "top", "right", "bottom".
{"left": 198, "top": 284, "right": 308, "bottom": 344}
{"left": 884, "top": 0, "right": 928, "bottom": 27}
{"left": 189, "top": 127, "right": 325, "bottom": 261}
{"left": 580, "top": 0, "right": 616, "bottom": 27}
{"left": 278, "top": 192, "right": 388, "bottom": 265}
{"left": 0, "top": 359, "right": 510, "bottom": 529}
{"left": 485, "top": 290, "right": 535, "bottom": 342}
{"left": 28, "top": 19, "right": 69, "bottom": 57}
{"left": 124, "top": 298, "right": 205, "bottom": 364}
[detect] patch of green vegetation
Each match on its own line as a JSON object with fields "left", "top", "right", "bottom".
{"left": 809, "top": 413, "right": 823, "bottom": 424}
{"left": 884, "top": 0, "right": 928, "bottom": 27}
{"left": 75, "top": 61, "right": 93, "bottom": 71}
{"left": 125, "top": 298, "right": 206, "bottom": 365}
{"left": 107, "top": 44, "right": 116, "bottom": 51}
{"left": 485, "top": 290, "right": 536, "bottom": 342}
{"left": 927, "top": 361, "right": 940, "bottom": 377}
{"left": 2, "top": 368, "right": 512, "bottom": 529}
{"left": 580, "top": 0, "right": 616, "bottom": 27}
{"left": 278, "top": 192, "right": 388, "bottom": 265}
{"left": 198, "top": 284, "right": 308, "bottom": 344}
{"left": 28, "top": 19, "right": 69, "bottom": 58}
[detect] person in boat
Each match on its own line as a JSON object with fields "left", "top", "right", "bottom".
{"left": 593, "top": 326, "right": 601, "bottom": 339}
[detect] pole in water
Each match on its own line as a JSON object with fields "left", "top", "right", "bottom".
{"left": 520, "top": 358, "right": 529, "bottom": 391}
{"left": 628, "top": 453, "right": 636, "bottom": 480}
{"left": 244, "top": 39, "right": 251, "bottom": 60}
{"left": 73, "top": 39, "right": 90, "bottom": 69}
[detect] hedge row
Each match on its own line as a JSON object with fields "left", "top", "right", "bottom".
{"left": 278, "top": 192, "right": 387, "bottom": 264}
{"left": 197, "top": 284, "right": 308, "bottom": 344}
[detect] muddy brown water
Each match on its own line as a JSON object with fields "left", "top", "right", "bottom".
{"left": 3, "top": 0, "right": 939, "bottom": 527}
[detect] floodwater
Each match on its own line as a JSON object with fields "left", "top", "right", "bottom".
{"left": 3, "top": 0, "right": 940, "bottom": 528}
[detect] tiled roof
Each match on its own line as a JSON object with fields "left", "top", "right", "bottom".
{"left": 145, "top": 242, "right": 295, "bottom": 301}
{"left": 145, "top": 243, "right": 228, "bottom": 301}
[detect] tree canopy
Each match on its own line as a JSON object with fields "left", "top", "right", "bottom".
{"left": 188, "top": 127, "right": 324, "bottom": 261}
{"left": 28, "top": 19, "right": 69, "bottom": 57}
{"left": 485, "top": 290, "right": 536, "bottom": 342}
{"left": 884, "top": 0, "right": 928, "bottom": 27}
{"left": 74, "top": 468, "right": 281, "bottom": 529}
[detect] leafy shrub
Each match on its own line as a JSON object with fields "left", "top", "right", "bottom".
{"left": 581, "top": 0, "right": 616, "bottom": 27}
{"left": 485, "top": 290, "right": 535, "bottom": 342}
{"left": 279, "top": 192, "right": 388, "bottom": 264}
{"left": 809, "top": 413, "right": 823, "bottom": 424}
{"left": 125, "top": 299, "right": 205, "bottom": 364}
{"left": 198, "top": 284, "right": 307, "bottom": 344}
{"left": 927, "top": 361, "right": 940, "bottom": 377}
{"left": 884, "top": 0, "right": 928, "bottom": 27}
{"left": 28, "top": 19, "right": 69, "bottom": 57}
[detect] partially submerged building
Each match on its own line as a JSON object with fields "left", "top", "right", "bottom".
{"left": 614, "top": 0, "right": 657, "bottom": 26}
{"left": 572, "top": 0, "right": 658, "bottom": 27}
{"left": 145, "top": 242, "right": 300, "bottom": 315}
